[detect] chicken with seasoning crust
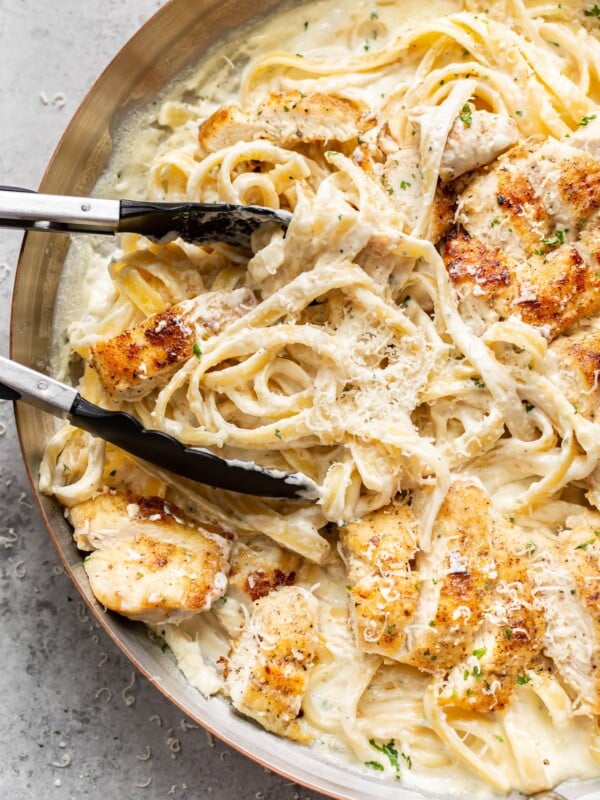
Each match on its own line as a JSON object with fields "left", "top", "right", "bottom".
{"left": 439, "top": 132, "right": 600, "bottom": 338}
{"left": 199, "top": 90, "right": 375, "bottom": 152}
{"left": 340, "top": 502, "right": 419, "bottom": 660}
{"left": 69, "top": 490, "right": 232, "bottom": 624}
{"left": 342, "top": 481, "right": 543, "bottom": 713}
{"left": 90, "top": 287, "right": 256, "bottom": 401}
{"left": 225, "top": 585, "right": 319, "bottom": 743}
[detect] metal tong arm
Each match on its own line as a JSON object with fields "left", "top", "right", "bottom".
{"left": 0, "top": 186, "right": 120, "bottom": 235}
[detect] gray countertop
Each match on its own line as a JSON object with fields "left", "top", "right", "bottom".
{"left": 0, "top": 3, "right": 329, "bottom": 798}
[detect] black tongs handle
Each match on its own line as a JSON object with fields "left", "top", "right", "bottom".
{"left": 0, "top": 186, "right": 292, "bottom": 247}
{"left": 0, "top": 355, "right": 316, "bottom": 500}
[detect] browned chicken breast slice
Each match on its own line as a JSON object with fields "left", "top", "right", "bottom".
{"left": 225, "top": 585, "right": 318, "bottom": 743}
{"left": 340, "top": 481, "right": 543, "bottom": 712}
{"left": 531, "top": 516, "right": 600, "bottom": 715}
{"left": 69, "top": 490, "right": 232, "bottom": 624}
{"left": 199, "top": 90, "right": 374, "bottom": 152}
{"left": 401, "top": 482, "right": 496, "bottom": 672}
{"left": 549, "top": 328, "right": 600, "bottom": 420}
{"left": 436, "top": 520, "right": 544, "bottom": 713}
{"left": 441, "top": 136, "right": 600, "bottom": 338}
{"left": 227, "top": 535, "right": 301, "bottom": 603}
{"left": 340, "top": 502, "right": 419, "bottom": 659}
{"left": 90, "top": 288, "right": 255, "bottom": 401}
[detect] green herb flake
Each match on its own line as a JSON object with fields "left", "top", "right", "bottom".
{"left": 516, "top": 109, "right": 524, "bottom": 117}
{"left": 473, "top": 647, "right": 487, "bottom": 659}
{"left": 303, "top": 20, "right": 309, "bottom": 29}
{"left": 274, "top": 428, "right": 282, "bottom": 439}
{"left": 585, "top": 4, "right": 600, "bottom": 17}
{"left": 517, "top": 673, "right": 532, "bottom": 685}
{"left": 370, "top": 10, "right": 379, "bottom": 19}
{"left": 459, "top": 103, "right": 473, "bottom": 128}
{"left": 490, "top": 217, "right": 500, "bottom": 227}
{"left": 494, "top": 734, "right": 504, "bottom": 743}
{"left": 526, "top": 541, "right": 536, "bottom": 556}
{"left": 471, "top": 378, "right": 486, "bottom": 389}
{"left": 401, "top": 752, "right": 413, "bottom": 770}
{"left": 575, "top": 539, "right": 595, "bottom": 550}
{"left": 504, "top": 628, "right": 513, "bottom": 639}
{"left": 369, "top": 739, "right": 401, "bottom": 777}
{"left": 365, "top": 760, "right": 385, "bottom": 772}
{"left": 541, "top": 228, "right": 568, "bottom": 248}
{"left": 428, "top": 620, "right": 436, "bottom": 627}
{"left": 525, "top": 403, "right": 535, "bottom": 412}
{"left": 400, "top": 180, "right": 411, "bottom": 190}
{"left": 192, "top": 343, "right": 202, "bottom": 359}
{"left": 579, "top": 113, "right": 598, "bottom": 126}
{"left": 463, "top": 669, "right": 470, "bottom": 681}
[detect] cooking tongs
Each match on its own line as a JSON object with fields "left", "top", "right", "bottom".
{"left": 0, "top": 356, "right": 317, "bottom": 500}
{"left": 0, "top": 186, "right": 292, "bottom": 248}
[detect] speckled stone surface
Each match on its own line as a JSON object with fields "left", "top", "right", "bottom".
{"left": 0, "top": 3, "right": 330, "bottom": 798}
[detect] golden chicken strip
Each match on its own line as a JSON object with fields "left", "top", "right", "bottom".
{"left": 225, "top": 585, "right": 318, "bottom": 743}
{"left": 441, "top": 135, "right": 600, "bottom": 338}
{"left": 549, "top": 328, "right": 600, "bottom": 421}
{"left": 90, "top": 287, "right": 255, "bottom": 401}
{"left": 69, "top": 490, "right": 232, "bottom": 624}
{"left": 340, "top": 502, "right": 419, "bottom": 660}
{"left": 436, "top": 518, "right": 543, "bottom": 713}
{"left": 199, "top": 90, "right": 374, "bottom": 151}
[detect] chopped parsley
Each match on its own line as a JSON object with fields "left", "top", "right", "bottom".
{"left": 365, "top": 760, "right": 385, "bottom": 771}
{"left": 541, "top": 228, "right": 568, "bottom": 248}
{"left": 504, "top": 628, "right": 513, "bottom": 639}
{"left": 525, "top": 403, "right": 535, "bottom": 412}
{"left": 526, "top": 541, "right": 536, "bottom": 556}
{"left": 459, "top": 103, "right": 473, "bottom": 128}
{"left": 192, "top": 343, "right": 202, "bottom": 359}
{"left": 579, "top": 114, "right": 598, "bottom": 126}
{"left": 473, "top": 647, "right": 487, "bottom": 659}
{"left": 399, "top": 180, "right": 411, "bottom": 190}
{"left": 369, "top": 739, "right": 401, "bottom": 778}
{"left": 584, "top": 4, "right": 600, "bottom": 17}
{"left": 274, "top": 428, "right": 282, "bottom": 439}
{"left": 471, "top": 378, "right": 486, "bottom": 389}
{"left": 575, "top": 539, "right": 595, "bottom": 550}
{"left": 517, "top": 673, "right": 532, "bottom": 685}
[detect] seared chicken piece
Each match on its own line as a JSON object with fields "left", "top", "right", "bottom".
{"left": 441, "top": 136, "right": 600, "bottom": 338}
{"left": 341, "top": 481, "right": 543, "bottom": 712}
{"left": 199, "top": 91, "right": 374, "bottom": 152}
{"left": 437, "top": 519, "right": 544, "bottom": 712}
{"left": 401, "top": 482, "right": 496, "bottom": 672}
{"left": 340, "top": 503, "right": 419, "bottom": 659}
{"left": 549, "top": 328, "right": 600, "bottom": 420}
{"left": 227, "top": 535, "right": 301, "bottom": 603}
{"left": 411, "top": 105, "right": 519, "bottom": 184}
{"left": 225, "top": 586, "right": 318, "bottom": 743}
{"left": 531, "top": 516, "right": 600, "bottom": 715}
{"left": 69, "top": 490, "right": 232, "bottom": 624}
{"left": 90, "top": 288, "right": 255, "bottom": 401}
